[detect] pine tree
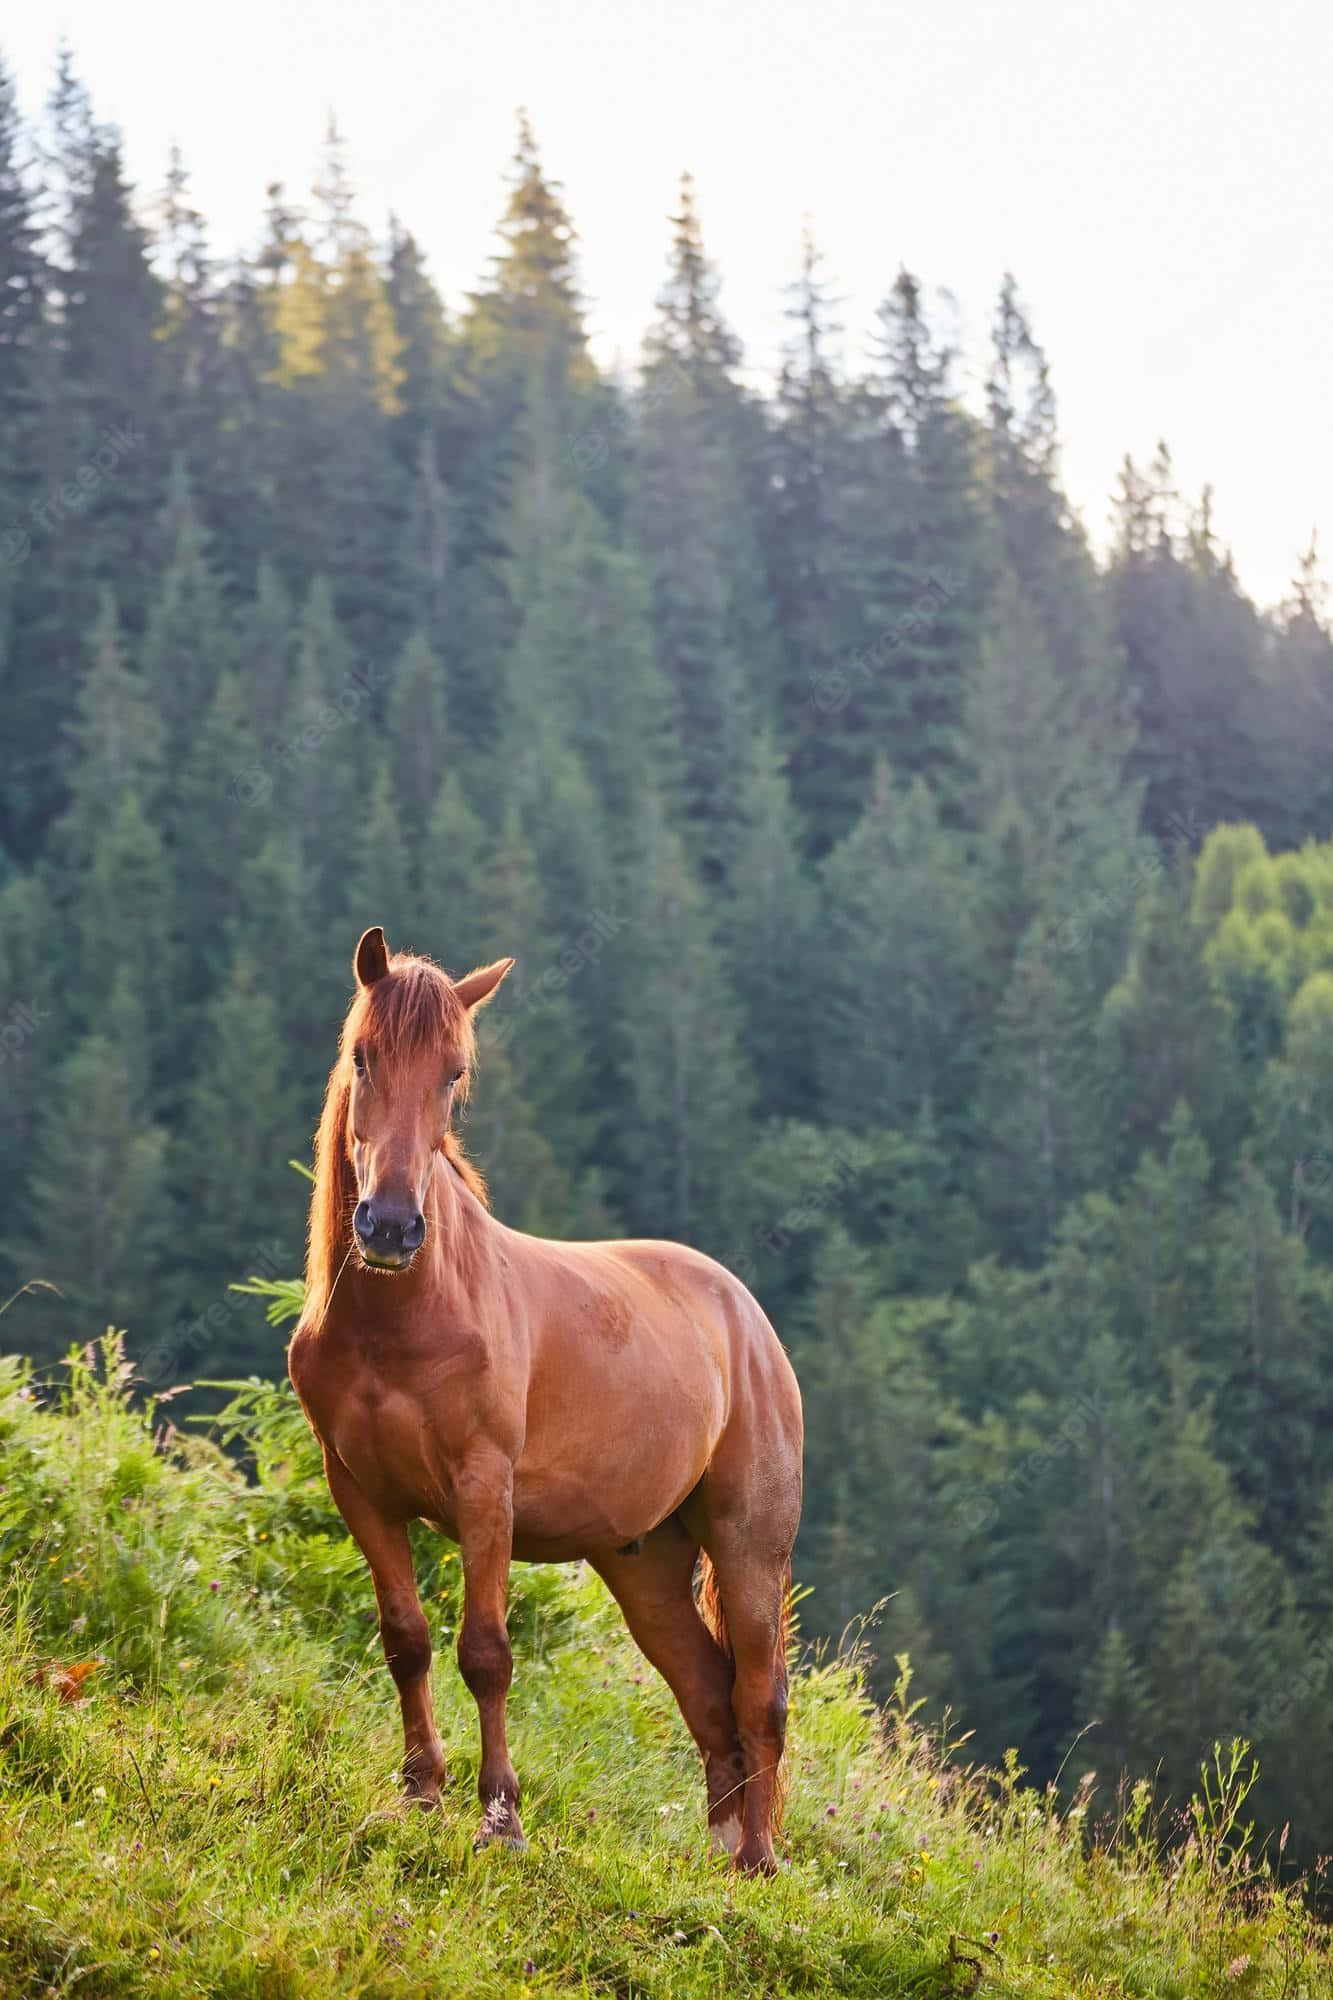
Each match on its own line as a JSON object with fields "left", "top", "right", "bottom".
{"left": 170, "top": 667, "right": 269, "bottom": 1021}
{"left": 1267, "top": 536, "right": 1333, "bottom": 844}
{"left": 386, "top": 217, "right": 452, "bottom": 468}
{"left": 766, "top": 227, "right": 862, "bottom": 840}
{"left": 173, "top": 949, "right": 303, "bottom": 1361}
{"left": 70, "top": 790, "right": 173, "bottom": 1072}
{"left": 140, "top": 462, "right": 230, "bottom": 768}
{"left": 155, "top": 146, "right": 222, "bottom": 496}
{"left": 386, "top": 630, "right": 449, "bottom": 849}
{"left": 4, "top": 60, "right": 164, "bottom": 843}
{"left": 279, "top": 577, "right": 365, "bottom": 930}
{"left": 1076, "top": 1623, "right": 1152, "bottom": 1785}
{"left": 342, "top": 758, "right": 414, "bottom": 949}
{"left": 502, "top": 488, "right": 678, "bottom": 840}
{"left": 20, "top": 979, "right": 170, "bottom": 1353}
{"left": 234, "top": 558, "right": 294, "bottom": 741}
{"left": 857, "top": 266, "right": 987, "bottom": 798}
{"left": 724, "top": 734, "right": 813, "bottom": 1115}
{"left": 49, "top": 589, "right": 162, "bottom": 873}
{"left": 0, "top": 870, "right": 57, "bottom": 1297}
{"left": 1096, "top": 858, "right": 1248, "bottom": 1173}
{"left": 418, "top": 774, "right": 490, "bottom": 970}
{"left": 0, "top": 53, "right": 45, "bottom": 638}
{"left": 468, "top": 111, "right": 590, "bottom": 407}
{"left": 613, "top": 791, "right": 752, "bottom": 1248}
{"left": 817, "top": 765, "right": 978, "bottom": 1137}
{"left": 1110, "top": 445, "right": 1271, "bottom": 841}
{"left": 631, "top": 175, "right": 776, "bottom": 870}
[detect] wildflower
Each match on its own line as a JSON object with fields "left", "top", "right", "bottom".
{"left": 92, "top": 1785, "right": 107, "bottom": 1800}
{"left": 1226, "top": 1958, "right": 1252, "bottom": 1980}
{"left": 825, "top": 1804, "right": 837, "bottom": 1818}
{"left": 524, "top": 1960, "right": 536, "bottom": 1975}
{"left": 148, "top": 1947, "right": 160, "bottom": 1960}
{"left": 209, "top": 1580, "right": 220, "bottom": 1593}
{"left": 209, "top": 1775, "right": 221, "bottom": 1788}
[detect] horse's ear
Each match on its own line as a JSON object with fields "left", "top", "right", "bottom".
{"left": 354, "top": 926, "right": 391, "bottom": 987}
{"left": 453, "top": 957, "right": 515, "bottom": 1012}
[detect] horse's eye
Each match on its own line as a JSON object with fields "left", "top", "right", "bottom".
{"left": 352, "top": 1047, "right": 367, "bottom": 1078}
{"left": 448, "top": 1066, "right": 466, "bottom": 1087}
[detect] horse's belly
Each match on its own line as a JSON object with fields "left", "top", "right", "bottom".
{"left": 509, "top": 1380, "right": 719, "bottom": 1554}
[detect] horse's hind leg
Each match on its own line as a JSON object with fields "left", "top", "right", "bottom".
{"left": 593, "top": 1520, "right": 746, "bottom": 1853}
{"left": 699, "top": 1539, "right": 791, "bottom": 1875}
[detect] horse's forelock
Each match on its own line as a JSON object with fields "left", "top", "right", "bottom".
{"left": 344, "top": 954, "right": 475, "bottom": 1065}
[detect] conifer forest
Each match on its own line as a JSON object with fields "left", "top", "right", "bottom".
{"left": 5, "top": 48, "right": 1333, "bottom": 1867}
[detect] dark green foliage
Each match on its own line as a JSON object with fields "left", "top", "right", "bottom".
{"left": 4, "top": 51, "right": 1333, "bottom": 1869}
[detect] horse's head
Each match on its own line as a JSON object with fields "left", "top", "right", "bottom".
{"left": 339, "top": 927, "right": 513, "bottom": 1271}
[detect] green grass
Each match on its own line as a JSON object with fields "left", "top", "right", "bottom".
{"left": 1, "top": 1339, "right": 1329, "bottom": 1998}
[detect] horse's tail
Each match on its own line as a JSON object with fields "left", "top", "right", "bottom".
{"left": 697, "top": 1550, "right": 731, "bottom": 1662}
{"left": 697, "top": 1553, "right": 793, "bottom": 1832}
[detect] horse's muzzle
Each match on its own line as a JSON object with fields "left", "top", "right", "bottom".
{"left": 353, "top": 1199, "right": 426, "bottom": 1270}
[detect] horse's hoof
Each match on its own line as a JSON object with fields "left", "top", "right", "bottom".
{"left": 734, "top": 1848, "right": 778, "bottom": 1878}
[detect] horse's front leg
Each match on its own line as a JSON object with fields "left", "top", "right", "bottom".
{"left": 455, "top": 1444, "right": 524, "bottom": 1848}
{"left": 322, "top": 1449, "right": 446, "bottom": 1808}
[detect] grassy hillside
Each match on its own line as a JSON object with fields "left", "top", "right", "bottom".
{"left": 1, "top": 1340, "right": 1329, "bottom": 1999}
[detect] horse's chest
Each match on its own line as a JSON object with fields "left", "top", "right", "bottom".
{"left": 317, "top": 1366, "right": 479, "bottom": 1525}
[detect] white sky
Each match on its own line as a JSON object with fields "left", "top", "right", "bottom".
{"left": 8, "top": 0, "right": 1331, "bottom": 609}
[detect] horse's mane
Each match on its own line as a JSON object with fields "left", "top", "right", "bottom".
{"left": 303, "top": 952, "right": 489, "bottom": 1326}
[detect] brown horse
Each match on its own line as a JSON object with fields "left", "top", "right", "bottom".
{"left": 288, "top": 929, "right": 803, "bottom": 1873}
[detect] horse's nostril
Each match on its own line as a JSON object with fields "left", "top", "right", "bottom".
{"left": 353, "top": 1200, "right": 376, "bottom": 1242}
{"left": 403, "top": 1211, "right": 426, "bottom": 1251}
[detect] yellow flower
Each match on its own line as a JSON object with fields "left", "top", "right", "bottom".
{"left": 148, "top": 1946, "right": 160, "bottom": 1960}
{"left": 209, "top": 1775, "right": 222, "bottom": 1789}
